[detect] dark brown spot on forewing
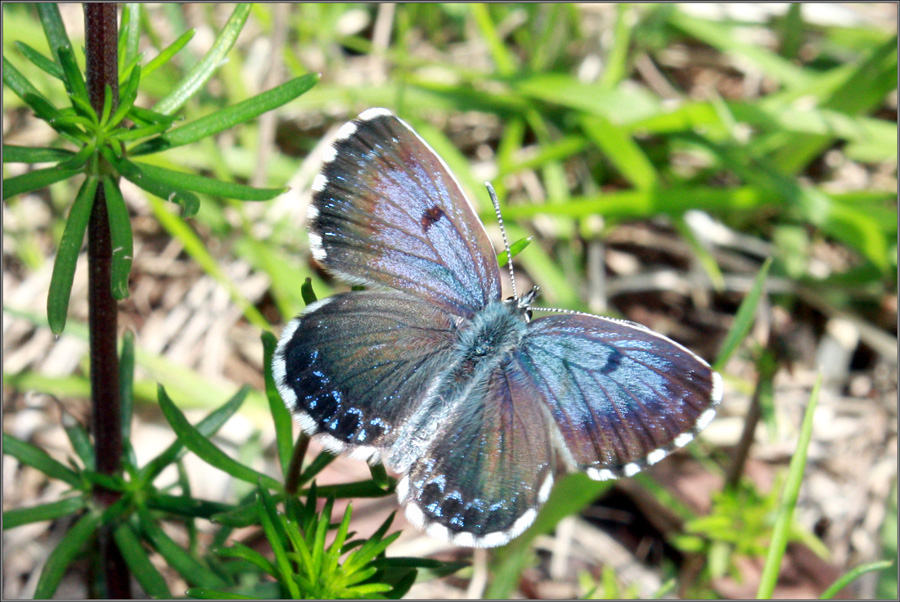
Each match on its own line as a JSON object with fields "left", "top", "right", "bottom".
{"left": 420, "top": 205, "right": 446, "bottom": 232}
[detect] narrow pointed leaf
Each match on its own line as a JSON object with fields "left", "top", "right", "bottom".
{"left": 113, "top": 521, "right": 173, "bottom": 599}
{"left": 3, "top": 145, "right": 74, "bottom": 164}
{"left": 262, "top": 331, "right": 293, "bottom": 476}
{"left": 100, "top": 84, "right": 114, "bottom": 126}
{"left": 257, "top": 488, "right": 301, "bottom": 599}
{"left": 2, "top": 433, "right": 81, "bottom": 487}
{"left": 106, "top": 64, "right": 141, "bottom": 131}
{"left": 134, "top": 73, "right": 319, "bottom": 155}
{"left": 141, "top": 386, "right": 249, "bottom": 481}
{"left": 3, "top": 57, "right": 53, "bottom": 109}
{"left": 110, "top": 152, "right": 199, "bottom": 217}
{"left": 57, "top": 47, "right": 91, "bottom": 111}
{"left": 119, "top": 330, "right": 135, "bottom": 441}
{"left": 156, "top": 386, "right": 281, "bottom": 490}
{"left": 125, "top": 161, "right": 286, "bottom": 201}
{"left": 154, "top": 4, "right": 252, "bottom": 115}
{"left": 137, "top": 505, "right": 228, "bottom": 589}
{"left": 498, "top": 236, "right": 533, "bottom": 267}
{"left": 102, "top": 178, "right": 134, "bottom": 299}
{"left": 757, "top": 378, "right": 822, "bottom": 598}
{"left": 36, "top": 4, "right": 72, "bottom": 62}
{"left": 713, "top": 257, "right": 773, "bottom": 371}
{"left": 33, "top": 509, "right": 102, "bottom": 599}
{"left": 14, "top": 41, "right": 64, "bottom": 79}
{"left": 60, "top": 410, "right": 94, "bottom": 470}
{"left": 214, "top": 542, "right": 278, "bottom": 577}
{"left": 3, "top": 166, "right": 80, "bottom": 201}
{"left": 47, "top": 176, "right": 98, "bottom": 334}
{"left": 142, "top": 28, "right": 196, "bottom": 79}
{"left": 3, "top": 496, "right": 86, "bottom": 530}
{"left": 118, "top": 4, "right": 142, "bottom": 75}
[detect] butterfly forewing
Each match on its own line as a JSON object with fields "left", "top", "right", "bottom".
{"left": 517, "top": 314, "right": 722, "bottom": 479}
{"left": 309, "top": 109, "right": 502, "bottom": 318}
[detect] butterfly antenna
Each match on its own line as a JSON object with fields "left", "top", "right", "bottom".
{"left": 485, "top": 182, "right": 519, "bottom": 300}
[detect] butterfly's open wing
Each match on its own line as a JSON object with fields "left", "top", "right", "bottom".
{"left": 400, "top": 359, "right": 555, "bottom": 548}
{"left": 309, "top": 109, "right": 502, "bottom": 318}
{"left": 517, "top": 314, "right": 723, "bottom": 480}
{"left": 273, "top": 291, "right": 459, "bottom": 460}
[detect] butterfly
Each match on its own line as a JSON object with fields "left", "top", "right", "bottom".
{"left": 273, "top": 108, "right": 722, "bottom": 548}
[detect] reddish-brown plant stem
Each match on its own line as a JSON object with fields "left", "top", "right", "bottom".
{"left": 84, "top": 3, "right": 131, "bottom": 598}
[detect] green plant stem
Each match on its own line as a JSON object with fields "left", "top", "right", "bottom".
{"left": 84, "top": 4, "right": 130, "bottom": 598}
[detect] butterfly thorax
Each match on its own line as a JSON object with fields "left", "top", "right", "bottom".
{"left": 458, "top": 300, "right": 529, "bottom": 362}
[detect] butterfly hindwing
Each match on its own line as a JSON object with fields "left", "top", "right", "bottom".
{"left": 309, "top": 109, "right": 502, "bottom": 318}
{"left": 273, "top": 290, "right": 460, "bottom": 459}
{"left": 517, "top": 314, "right": 722, "bottom": 480}
{"left": 399, "top": 358, "right": 555, "bottom": 548}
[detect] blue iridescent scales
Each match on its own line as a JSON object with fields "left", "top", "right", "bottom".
{"left": 273, "top": 108, "right": 723, "bottom": 548}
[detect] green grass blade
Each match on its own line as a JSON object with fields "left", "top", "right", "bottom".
{"left": 470, "top": 4, "right": 516, "bottom": 76}
{"left": 581, "top": 114, "right": 657, "bottom": 189}
{"left": 2, "top": 166, "right": 81, "bottom": 201}
{"left": 497, "top": 236, "right": 532, "bottom": 267}
{"left": 503, "top": 185, "right": 768, "bottom": 220}
{"left": 101, "top": 178, "right": 134, "bottom": 300}
{"left": 667, "top": 9, "right": 809, "bottom": 88}
{"left": 756, "top": 376, "right": 821, "bottom": 599}
{"left": 156, "top": 385, "right": 281, "bottom": 490}
{"left": 598, "top": 4, "right": 632, "bottom": 90}
{"left": 47, "top": 176, "right": 98, "bottom": 334}
{"left": 153, "top": 4, "right": 252, "bottom": 115}
{"left": 487, "top": 473, "right": 611, "bottom": 598}
{"left": 769, "top": 34, "right": 897, "bottom": 173}
{"left": 821, "top": 560, "right": 894, "bottom": 600}
{"left": 713, "top": 257, "right": 772, "bottom": 371}
{"left": 2, "top": 496, "right": 86, "bottom": 530}
{"left": 113, "top": 520, "right": 173, "bottom": 598}
{"left": 33, "top": 509, "right": 102, "bottom": 599}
